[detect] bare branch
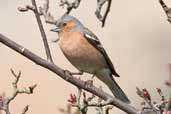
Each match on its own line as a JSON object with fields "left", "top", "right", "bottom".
{"left": 0, "top": 69, "right": 37, "bottom": 114}
{"left": 159, "top": 0, "right": 171, "bottom": 23}
{"left": 165, "top": 64, "right": 171, "bottom": 112}
{"left": 136, "top": 70, "right": 171, "bottom": 114}
{"left": 18, "top": 0, "right": 54, "bottom": 63}
{"left": 30, "top": 0, "right": 54, "bottom": 63}
{"left": 0, "top": 33, "right": 139, "bottom": 114}
{"left": 18, "top": 5, "right": 35, "bottom": 12}
{"left": 136, "top": 87, "right": 160, "bottom": 114}
{"left": 165, "top": 95, "right": 171, "bottom": 112}
{"left": 39, "top": 0, "right": 57, "bottom": 24}
{"left": 21, "top": 105, "right": 29, "bottom": 114}
{"left": 81, "top": 86, "right": 111, "bottom": 108}
{"left": 41, "top": 0, "right": 49, "bottom": 13}
{"left": 105, "top": 106, "right": 113, "bottom": 114}
{"left": 77, "top": 87, "right": 82, "bottom": 108}
{"left": 72, "top": 89, "right": 110, "bottom": 114}
{"left": 18, "top": 84, "right": 37, "bottom": 94}
{"left": 18, "top": 0, "right": 57, "bottom": 25}
{"left": 10, "top": 69, "right": 21, "bottom": 86}
{"left": 60, "top": 0, "right": 81, "bottom": 14}
{"left": 7, "top": 69, "right": 37, "bottom": 102}
{"left": 95, "top": 0, "right": 112, "bottom": 27}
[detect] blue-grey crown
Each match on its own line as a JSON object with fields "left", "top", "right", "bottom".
{"left": 57, "top": 14, "right": 84, "bottom": 31}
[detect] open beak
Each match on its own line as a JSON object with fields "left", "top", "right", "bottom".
{"left": 50, "top": 26, "right": 61, "bottom": 32}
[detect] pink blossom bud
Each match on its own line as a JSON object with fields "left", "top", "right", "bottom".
{"left": 167, "top": 111, "right": 171, "bottom": 114}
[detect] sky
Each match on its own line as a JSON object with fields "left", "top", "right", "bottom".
{"left": 0, "top": 0, "right": 171, "bottom": 114}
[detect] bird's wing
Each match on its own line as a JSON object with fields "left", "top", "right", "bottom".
{"left": 83, "top": 27, "right": 120, "bottom": 77}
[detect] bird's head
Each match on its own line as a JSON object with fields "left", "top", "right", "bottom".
{"left": 51, "top": 15, "right": 83, "bottom": 33}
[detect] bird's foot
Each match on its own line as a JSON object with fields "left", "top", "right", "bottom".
{"left": 64, "top": 70, "right": 84, "bottom": 80}
{"left": 84, "top": 74, "right": 95, "bottom": 88}
{"left": 97, "top": 98, "right": 113, "bottom": 107}
{"left": 63, "top": 70, "right": 73, "bottom": 81}
{"left": 84, "top": 80, "right": 93, "bottom": 88}
{"left": 64, "top": 70, "right": 72, "bottom": 75}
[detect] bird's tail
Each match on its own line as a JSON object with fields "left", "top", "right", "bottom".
{"left": 108, "top": 78, "right": 130, "bottom": 103}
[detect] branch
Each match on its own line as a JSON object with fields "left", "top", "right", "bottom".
{"left": 68, "top": 89, "right": 112, "bottom": 114}
{"left": 159, "top": 0, "right": 171, "bottom": 23}
{"left": 95, "top": 0, "right": 112, "bottom": 27}
{"left": 18, "top": 5, "right": 35, "bottom": 12}
{"left": 136, "top": 87, "right": 160, "bottom": 114}
{"left": 39, "top": 0, "right": 57, "bottom": 24}
{"left": 21, "top": 105, "right": 29, "bottom": 114}
{"left": 166, "top": 95, "right": 171, "bottom": 112}
{"left": 18, "top": 0, "right": 57, "bottom": 25}
{"left": 59, "top": 0, "right": 81, "bottom": 14}
{"left": 0, "top": 69, "right": 36, "bottom": 114}
{"left": 18, "top": 0, "right": 54, "bottom": 63}
{"left": 165, "top": 64, "right": 171, "bottom": 112}
{"left": 0, "top": 33, "right": 139, "bottom": 114}
{"left": 31, "top": 0, "right": 54, "bottom": 63}
{"left": 105, "top": 106, "right": 113, "bottom": 114}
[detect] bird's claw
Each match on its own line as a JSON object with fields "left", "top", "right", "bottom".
{"left": 84, "top": 80, "right": 93, "bottom": 88}
{"left": 63, "top": 70, "right": 73, "bottom": 80}
{"left": 84, "top": 74, "right": 95, "bottom": 88}
{"left": 64, "top": 70, "right": 72, "bottom": 76}
{"left": 97, "top": 98, "right": 113, "bottom": 107}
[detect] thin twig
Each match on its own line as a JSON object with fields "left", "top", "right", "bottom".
{"left": 18, "top": 0, "right": 57, "bottom": 25}
{"left": 105, "top": 106, "right": 113, "bottom": 114}
{"left": 159, "top": 0, "right": 171, "bottom": 23}
{"left": 70, "top": 82, "right": 112, "bottom": 114}
{"left": 95, "top": 0, "right": 112, "bottom": 27}
{"left": 136, "top": 87, "right": 160, "bottom": 114}
{"left": 30, "top": 0, "right": 53, "bottom": 63}
{"left": 0, "top": 69, "right": 37, "bottom": 114}
{"left": 18, "top": 5, "right": 35, "bottom": 12}
{"left": 166, "top": 94, "right": 171, "bottom": 111}
{"left": 60, "top": 0, "right": 81, "bottom": 14}
{"left": 77, "top": 87, "right": 82, "bottom": 108}
{"left": 18, "top": 0, "right": 54, "bottom": 63}
{"left": 21, "top": 105, "right": 29, "bottom": 114}
{"left": 39, "top": 0, "right": 57, "bottom": 24}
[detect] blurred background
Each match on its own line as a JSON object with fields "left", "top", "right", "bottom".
{"left": 0, "top": 0, "right": 171, "bottom": 113}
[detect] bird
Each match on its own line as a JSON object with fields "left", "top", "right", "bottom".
{"left": 51, "top": 14, "right": 130, "bottom": 103}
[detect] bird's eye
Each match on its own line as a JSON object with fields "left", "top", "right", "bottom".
{"left": 62, "top": 23, "right": 67, "bottom": 27}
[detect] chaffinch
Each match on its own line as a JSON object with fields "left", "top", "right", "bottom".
{"left": 51, "top": 14, "right": 130, "bottom": 103}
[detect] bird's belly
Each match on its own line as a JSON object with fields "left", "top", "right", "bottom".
{"left": 59, "top": 35, "right": 107, "bottom": 74}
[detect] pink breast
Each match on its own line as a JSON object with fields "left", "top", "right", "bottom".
{"left": 59, "top": 31, "right": 107, "bottom": 73}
